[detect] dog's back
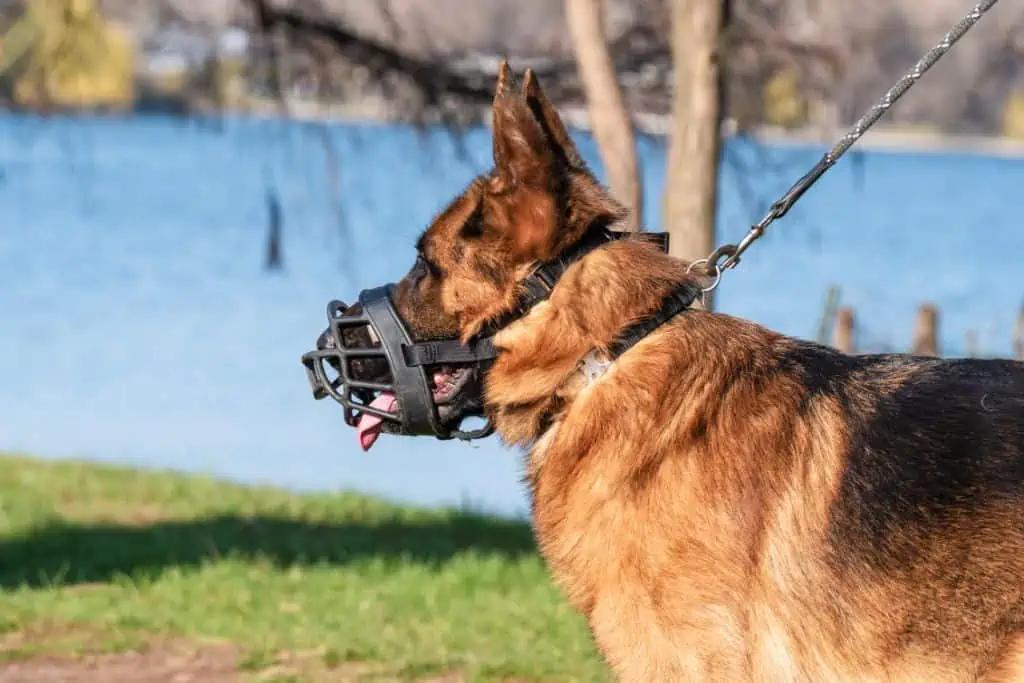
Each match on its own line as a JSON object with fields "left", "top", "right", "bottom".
{"left": 828, "top": 352, "right": 1024, "bottom": 575}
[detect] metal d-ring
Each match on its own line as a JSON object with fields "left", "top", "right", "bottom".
{"left": 687, "top": 258, "right": 723, "bottom": 294}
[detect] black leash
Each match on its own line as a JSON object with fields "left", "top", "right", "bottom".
{"left": 693, "top": 0, "right": 1001, "bottom": 290}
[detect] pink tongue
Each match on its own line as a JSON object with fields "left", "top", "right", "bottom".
{"left": 356, "top": 393, "right": 398, "bottom": 451}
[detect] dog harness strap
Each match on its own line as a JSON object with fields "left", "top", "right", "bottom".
{"left": 402, "top": 337, "right": 499, "bottom": 367}
{"left": 606, "top": 285, "right": 700, "bottom": 360}
{"left": 359, "top": 285, "right": 443, "bottom": 436}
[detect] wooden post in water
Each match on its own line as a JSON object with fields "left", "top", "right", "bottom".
{"left": 816, "top": 285, "right": 841, "bottom": 346}
{"left": 912, "top": 304, "right": 939, "bottom": 357}
{"left": 265, "top": 188, "right": 283, "bottom": 272}
{"left": 965, "top": 330, "right": 979, "bottom": 358}
{"left": 1014, "top": 303, "right": 1023, "bottom": 361}
{"left": 833, "top": 307, "right": 855, "bottom": 354}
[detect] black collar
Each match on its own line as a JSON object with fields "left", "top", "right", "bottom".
{"left": 401, "top": 226, "right": 691, "bottom": 367}
{"left": 504, "top": 225, "right": 694, "bottom": 362}
{"left": 491, "top": 224, "right": 636, "bottom": 330}
{"left": 607, "top": 283, "right": 698, "bottom": 360}
{"left": 509, "top": 225, "right": 695, "bottom": 361}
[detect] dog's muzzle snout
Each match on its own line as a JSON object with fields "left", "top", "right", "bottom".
{"left": 301, "top": 285, "right": 498, "bottom": 444}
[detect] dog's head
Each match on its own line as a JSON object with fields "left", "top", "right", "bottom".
{"left": 392, "top": 62, "right": 626, "bottom": 342}
{"left": 318, "top": 62, "right": 628, "bottom": 447}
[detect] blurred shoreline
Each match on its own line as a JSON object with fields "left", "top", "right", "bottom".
{"left": 7, "top": 94, "right": 1024, "bottom": 161}
{"left": 231, "top": 97, "right": 1024, "bottom": 160}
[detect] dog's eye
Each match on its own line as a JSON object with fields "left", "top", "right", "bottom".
{"left": 417, "top": 254, "right": 442, "bottom": 278}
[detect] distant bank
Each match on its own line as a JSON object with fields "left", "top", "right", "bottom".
{"left": 233, "top": 95, "right": 1024, "bottom": 161}
{"left": 14, "top": 93, "right": 1021, "bottom": 161}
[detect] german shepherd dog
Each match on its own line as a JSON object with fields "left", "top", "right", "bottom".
{"left": 335, "top": 63, "right": 1024, "bottom": 681}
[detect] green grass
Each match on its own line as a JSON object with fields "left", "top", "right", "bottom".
{"left": 0, "top": 454, "right": 607, "bottom": 681}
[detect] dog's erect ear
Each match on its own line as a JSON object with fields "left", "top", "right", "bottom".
{"left": 490, "top": 61, "right": 561, "bottom": 261}
{"left": 523, "top": 68, "right": 584, "bottom": 169}
{"left": 488, "top": 64, "right": 623, "bottom": 261}
{"left": 491, "top": 60, "right": 556, "bottom": 192}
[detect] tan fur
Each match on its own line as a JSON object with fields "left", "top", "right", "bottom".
{"left": 982, "top": 635, "right": 1024, "bottom": 682}
{"left": 381, "top": 62, "right": 1024, "bottom": 682}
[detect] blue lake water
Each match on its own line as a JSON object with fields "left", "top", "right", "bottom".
{"left": 1, "top": 114, "right": 1022, "bottom": 517}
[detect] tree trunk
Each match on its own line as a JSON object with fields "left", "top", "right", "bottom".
{"left": 565, "top": 0, "right": 642, "bottom": 230}
{"left": 663, "top": 0, "right": 725, "bottom": 308}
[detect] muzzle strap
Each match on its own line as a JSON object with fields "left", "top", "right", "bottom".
{"left": 402, "top": 337, "right": 499, "bottom": 367}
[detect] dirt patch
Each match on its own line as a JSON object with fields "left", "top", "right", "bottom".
{"left": 0, "top": 641, "right": 476, "bottom": 682}
{"left": 0, "top": 627, "right": 488, "bottom": 682}
{"left": 0, "top": 641, "right": 241, "bottom": 682}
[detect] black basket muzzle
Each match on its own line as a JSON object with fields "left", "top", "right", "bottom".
{"left": 301, "top": 284, "right": 496, "bottom": 441}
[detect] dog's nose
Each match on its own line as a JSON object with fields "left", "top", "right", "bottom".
{"left": 319, "top": 301, "right": 379, "bottom": 351}
{"left": 318, "top": 300, "right": 361, "bottom": 350}
{"left": 316, "top": 327, "right": 337, "bottom": 350}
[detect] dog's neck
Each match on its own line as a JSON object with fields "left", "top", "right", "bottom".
{"left": 483, "top": 229, "right": 705, "bottom": 447}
